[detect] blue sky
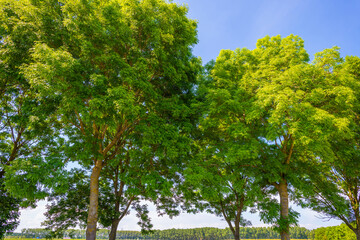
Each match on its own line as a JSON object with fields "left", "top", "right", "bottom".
{"left": 175, "top": 0, "right": 360, "bottom": 64}
{"left": 17, "top": 0, "right": 359, "bottom": 232}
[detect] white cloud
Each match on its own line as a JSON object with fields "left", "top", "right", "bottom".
{"left": 16, "top": 200, "right": 47, "bottom": 232}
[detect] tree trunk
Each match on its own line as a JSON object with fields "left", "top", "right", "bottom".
{"left": 86, "top": 160, "right": 103, "bottom": 240}
{"left": 234, "top": 229, "right": 240, "bottom": 240}
{"left": 355, "top": 229, "right": 360, "bottom": 240}
{"left": 108, "top": 219, "right": 120, "bottom": 240}
{"left": 234, "top": 215, "right": 240, "bottom": 240}
{"left": 234, "top": 206, "right": 242, "bottom": 240}
{"left": 278, "top": 179, "right": 290, "bottom": 240}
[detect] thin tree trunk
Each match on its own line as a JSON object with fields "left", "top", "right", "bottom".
{"left": 108, "top": 219, "right": 120, "bottom": 240}
{"left": 234, "top": 218, "right": 240, "bottom": 240}
{"left": 219, "top": 198, "right": 236, "bottom": 239}
{"left": 234, "top": 213, "right": 240, "bottom": 240}
{"left": 86, "top": 160, "right": 103, "bottom": 240}
{"left": 234, "top": 203, "right": 243, "bottom": 240}
{"left": 355, "top": 228, "right": 360, "bottom": 240}
{"left": 234, "top": 229, "right": 240, "bottom": 240}
{"left": 0, "top": 142, "right": 19, "bottom": 179}
{"left": 278, "top": 179, "right": 290, "bottom": 240}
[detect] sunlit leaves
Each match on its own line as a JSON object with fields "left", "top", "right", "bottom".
{"left": 199, "top": 34, "right": 356, "bottom": 239}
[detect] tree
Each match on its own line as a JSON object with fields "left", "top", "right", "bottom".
{"left": 205, "top": 35, "right": 353, "bottom": 240}
{"left": 43, "top": 146, "right": 183, "bottom": 240}
{"left": 185, "top": 158, "right": 259, "bottom": 240}
{"left": 0, "top": 183, "right": 20, "bottom": 239}
{"left": 303, "top": 55, "right": 360, "bottom": 240}
{"left": 20, "top": 1, "right": 199, "bottom": 239}
{"left": 183, "top": 60, "right": 262, "bottom": 240}
{"left": 0, "top": 0, "right": 66, "bottom": 236}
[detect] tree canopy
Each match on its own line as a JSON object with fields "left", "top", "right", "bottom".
{"left": 196, "top": 35, "right": 356, "bottom": 240}
{"left": 1, "top": 0, "right": 359, "bottom": 239}
{"left": 5, "top": 0, "right": 201, "bottom": 239}
{"left": 2, "top": 0, "right": 200, "bottom": 239}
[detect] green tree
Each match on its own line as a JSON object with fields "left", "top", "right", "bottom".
{"left": 303, "top": 55, "right": 360, "bottom": 240}
{"left": 185, "top": 157, "right": 257, "bottom": 240}
{"left": 43, "top": 147, "right": 184, "bottom": 240}
{"left": 312, "top": 224, "right": 356, "bottom": 240}
{"left": 183, "top": 60, "right": 263, "bottom": 240}
{"left": 19, "top": 1, "right": 199, "bottom": 240}
{"left": 205, "top": 35, "right": 353, "bottom": 240}
{"left": 0, "top": 183, "right": 20, "bottom": 240}
{"left": 0, "top": 0, "right": 67, "bottom": 236}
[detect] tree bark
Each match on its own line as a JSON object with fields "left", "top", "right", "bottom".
{"left": 355, "top": 229, "right": 360, "bottom": 240}
{"left": 234, "top": 203, "right": 243, "bottom": 240}
{"left": 234, "top": 231, "right": 240, "bottom": 240}
{"left": 278, "top": 179, "right": 290, "bottom": 240}
{"left": 233, "top": 228, "right": 240, "bottom": 240}
{"left": 0, "top": 142, "right": 19, "bottom": 179}
{"left": 234, "top": 213, "right": 240, "bottom": 240}
{"left": 108, "top": 219, "right": 120, "bottom": 240}
{"left": 234, "top": 217, "right": 240, "bottom": 240}
{"left": 86, "top": 160, "right": 103, "bottom": 240}
{"left": 219, "top": 198, "right": 236, "bottom": 240}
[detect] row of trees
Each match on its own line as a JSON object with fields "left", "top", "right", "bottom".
{"left": 310, "top": 224, "right": 358, "bottom": 240}
{"left": 185, "top": 36, "right": 360, "bottom": 240}
{"left": 10, "top": 224, "right": 360, "bottom": 240}
{"left": 1, "top": 0, "right": 199, "bottom": 239}
{"left": 1, "top": 0, "right": 359, "bottom": 240}
{"left": 9, "top": 227, "right": 310, "bottom": 239}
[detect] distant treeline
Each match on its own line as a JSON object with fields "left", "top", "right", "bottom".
{"left": 309, "top": 223, "right": 357, "bottom": 240}
{"left": 7, "top": 227, "right": 310, "bottom": 239}
{"left": 11, "top": 224, "right": 359, "bottom": 239}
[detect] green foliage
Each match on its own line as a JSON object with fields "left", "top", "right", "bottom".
{"left": 16, "top": 0, "right": 200, "bottom": 184}
{"left": 42, "top": 169, "right": 89, "bottom": 234}
{"left": 183, "top": 55, "right": 263, "bottom": 239}
{"left": 42, "top": 157, "right": 184, "bottom": 236}
{"left": 300, "top": 55, "right": 360, "bottom": 239}
{"left": 1, "top": 0, "right": 359, "bottom": 237}
{"left": 200, "top": 34, "right": 355, "bottom": 239}
{"left": 2, "top": 0, "right": 200, "bottom": 238}
{"left": 310, "top": 224, "right": 357, "bottom": 240}
{"left": 0, "top": 183, "right": 20, "bottom": 240}
{"left": 0, "top": 0, "right": 67, "bottom": 235}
